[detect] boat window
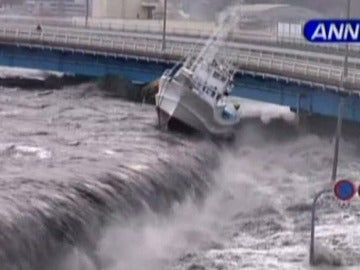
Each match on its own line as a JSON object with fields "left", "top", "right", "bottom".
{"left": 211, "top": 60, "right": 218, "bottom": 68}
{"left": 213, "top": 72, "right": 221, "bottom": 80}
{"left": 213, "top": 72, "right": 227, "bottom": 82}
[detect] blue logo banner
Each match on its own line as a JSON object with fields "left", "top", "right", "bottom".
{"left": 304, "top": 19, "right": 360, "bottom": 42}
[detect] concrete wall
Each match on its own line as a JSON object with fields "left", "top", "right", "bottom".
{"left": 72, "top": 17, "right": 216, "bottom": 34}
{"left": 122, "top": 0, "right": 146, "bottom": 19}
{"left": 92, "top": 0, "right": 106, "bottom": 17}
{"left": 92, "top": 0, "right": 154, "bottom": 19}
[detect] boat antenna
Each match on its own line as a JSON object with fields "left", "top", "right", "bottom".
{"left": 189, "top": 4, "right": 243, "bottom": 72}
{"left": 167, "top": 29, "right": 208, "bottom": 72}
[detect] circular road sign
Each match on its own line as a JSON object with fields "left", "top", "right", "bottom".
{"left": 334, "top": 179, "right": 357, "bottom": 201}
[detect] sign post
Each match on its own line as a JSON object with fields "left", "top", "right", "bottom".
{"left": 306, "top": 3, "right": 354, "bottom": 265}
{"left": 309, "top": 179, "right": 358, "bottom": 265}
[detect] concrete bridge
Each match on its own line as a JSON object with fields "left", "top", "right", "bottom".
{"left": 0, "top": 22, "right": 359, "bottom": 123}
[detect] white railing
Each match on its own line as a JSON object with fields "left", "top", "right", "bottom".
{"left": 0, "top": 25, "right": 359, "bottom": 90}
{"left": 71, "top": 19, "right": 360, "bottom": 53}
{"left": 0, "top": 16, "right": 359, "bottom": 54}
{"left": 2, "top": 24, "right": 360, "bottom": 70}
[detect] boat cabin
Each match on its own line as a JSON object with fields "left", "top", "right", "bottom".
{"left": 190, "top": 58, "right": 234, "bottom": 106}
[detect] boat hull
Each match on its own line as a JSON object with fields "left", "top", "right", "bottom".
{"left": 155, "top": 76, "right": 239, "bottom": 138}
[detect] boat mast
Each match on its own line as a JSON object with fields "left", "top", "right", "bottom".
{"left": 190, "top": 5, "right": 242, "bottom": 72}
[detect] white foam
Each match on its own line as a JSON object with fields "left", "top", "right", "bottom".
{"left": 14, "top": 145, "right": 52, "bottom": 159}
{"left": 0, "top": 67, "right": 62, "bottom": 80}
{"left": 103, "top": 149, "right": 116, "bottom": 155}
{"left": 0, "top": 110, "right": 22, "bottom": 117}
{"left": 239, "top": 98, "right": 296, "bottom": 124}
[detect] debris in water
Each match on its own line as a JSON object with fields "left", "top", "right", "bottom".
{"left": 187, "top": 263, "right": 206, "bottom": 270}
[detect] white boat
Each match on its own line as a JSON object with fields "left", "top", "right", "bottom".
{"left": 155, "top": 61, "right": 240, "bottom": 138}
{"left": 155, "top": 7, "right": 242, "bottom": 138}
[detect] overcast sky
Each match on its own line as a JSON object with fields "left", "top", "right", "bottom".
{"left": 183, "top": 0, "right": 360, "bottom": 19}
{"left": 277, "top": 0, "right": 359, "bottom": 16}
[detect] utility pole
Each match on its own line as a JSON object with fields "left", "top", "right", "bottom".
{"left": 58, "top": 0, "right": 65, "bottom": 16}
{"left": 85, "top": 0, "right": 89, "bottom": 28}
{"left": 162, "top": 0, "right": 167, "bottom": 51}
{"left": 311, "top": 4, "right": 352, "bottom": 263}
{"left": 344, "top": 0, "right": 351, "bottom": 77}
{"left": 331, "top": 0, "right": 351, "bottom": 183}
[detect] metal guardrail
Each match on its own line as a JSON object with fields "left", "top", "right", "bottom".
{"left": 0, "top": 26, "right": 359, "bottom": 91}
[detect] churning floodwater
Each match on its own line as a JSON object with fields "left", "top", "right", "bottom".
{"left": 0, "top": 75, "right": 217, "bottom": 270}
{"left": 1, "top": 69, "right": 360, "bottom": 270}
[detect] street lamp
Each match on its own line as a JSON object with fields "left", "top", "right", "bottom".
{"left": 162, "top": 0, "right": 167, "bottom": 51}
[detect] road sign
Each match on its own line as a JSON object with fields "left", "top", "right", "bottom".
{"left": 333, "top": 179, "right": 357, "bottom": 201}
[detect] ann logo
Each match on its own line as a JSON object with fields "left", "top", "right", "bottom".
{"left": 304, "top": 19, "right": 360, "bottom": 42}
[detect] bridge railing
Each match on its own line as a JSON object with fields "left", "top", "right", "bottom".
{"left": 70, "top": 18, "right": 360, "bottom": 54}
{"left": 1, "top": 15, "right": 360, "bottom": 55}
{"left": 3, "top": 24, "right": 360, "bottom": 71}
{"left": 0, "top": 26, "right": 359, "bottom": 90}
{"left": 236, "top": 53, "right": 360, "bottom": 88}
